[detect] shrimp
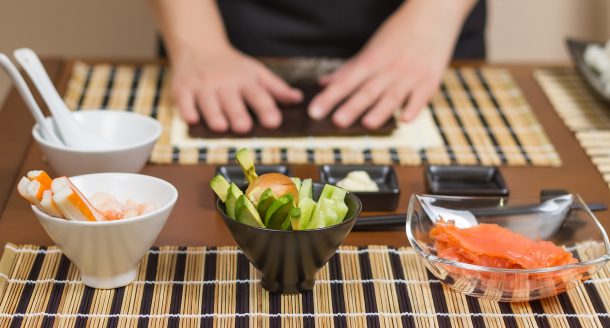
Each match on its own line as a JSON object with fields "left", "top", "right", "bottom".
{"left": 90, "top": 192, "right": 124, "bottom": 221}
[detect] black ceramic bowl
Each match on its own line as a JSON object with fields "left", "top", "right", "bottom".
{"left": 216, "top": 183, "right": 362, "bottom": 294}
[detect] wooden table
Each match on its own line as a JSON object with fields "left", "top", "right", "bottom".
{"left": 0, "top": 59, "right": 608, "bottom": 255}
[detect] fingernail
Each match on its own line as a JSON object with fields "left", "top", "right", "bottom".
{"left": 309, "top": 105, "right": 324, "bottom": 120}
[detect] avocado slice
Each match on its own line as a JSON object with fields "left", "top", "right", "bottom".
{"left": 236, "top": 148, "right": 258, "bottom": 183}
{"left": 256, "top": 188, "right": 276, "bottom": 217}
{"left": 299, "top": 178, "right": 313, "bottom": 201}
{"left": 291, "top": 197, "right": 316, "bottom": 230}
{"left": 225, "top": 183, "right": 244, "bottom": 220}
{"left": 210, "top": 175, "right": 231, "bottom": 202}
{"left": 235, "top": 195, "right": 265, "bottom": 228}
{"left": 264, "top": 194, "right": 293, "bottom": 229}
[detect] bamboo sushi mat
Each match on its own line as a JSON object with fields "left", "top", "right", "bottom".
{"left": 1, "top": 244, "right": 609, "bottom": 328}
{"left": 535, "top": 68, "right": 610, "bottom": 188}
{"left": 61, "top": 61, "right": 560, "bottom": 167}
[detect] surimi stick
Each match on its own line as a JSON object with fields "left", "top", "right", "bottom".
{"left": 51, "top": 177, "right": 106, "bottom": 221}
{"left": 27, "top": 170, "right": 52, "bottom": 189}
{"left": 17, "top": 177, "right": 40, "bottom": 205}
{"left": 18, "top": 172, "right": 63, "bottom": 217}
{"left": 40, "top": 189, "right": 62, "bottom": 217}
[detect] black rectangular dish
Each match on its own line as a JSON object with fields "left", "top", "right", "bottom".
{"left": 216, "top": 165, "right": 292, "bottom": 188}
{"left": 320, "top": 165, "right": 400, "bottom": 211}
{"left": 425, "top": 165, "right": 509, "bottom": 196}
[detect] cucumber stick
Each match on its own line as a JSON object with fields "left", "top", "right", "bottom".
{"left": 291, "top": 197, "right": 316, "bottom": 230}
{"left": 299, "top": 179, "right": 313, "bottom": 201}
{"left": 307, "top": 198, "right": 337, "bottom": 229}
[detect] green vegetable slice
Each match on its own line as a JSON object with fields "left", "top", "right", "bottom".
{"left": 210, "top": 175, "right": 230, "bottom": 202}
{"left": 226, "top": 183, "right": 244, "bottom": 220}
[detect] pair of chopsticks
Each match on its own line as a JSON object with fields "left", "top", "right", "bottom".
{"left": 352, "top": 202, "right": 607, "bottom": 231}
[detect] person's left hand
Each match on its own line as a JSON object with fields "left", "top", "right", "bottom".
{"left": 308, "top": 0, "right": 475, "bottom": 129}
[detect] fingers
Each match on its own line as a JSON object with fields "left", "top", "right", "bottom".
{"left": 196, "top": 91, "right": 229, "bottom": 132}
{"left": 401, "top": 84, "right": 433, "bottom": 122}
{"left": 309, "top": 65, "right": 369, "bottom": 120}
{"left": 172, "top": 89, "right": 200, "bottom": 124}
{"left": 362, "top": 79, "right": 413, "bottom": 129}
{"left": 331, "top": 73, "right": 394, "bottom": 128}
{"left": 218, "top": 89, "right": 252, "bottom": 134}
{"left": 243, "top": 85, "right": 282, "bottom": 129}
{"left": 258, "top": 68, "right": 303, "bottom": 104}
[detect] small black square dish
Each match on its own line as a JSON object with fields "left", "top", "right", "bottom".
{"left": 425, "top": 165, "right": 509, "bottom": 196}
{"left": 216, "top": 165, "right": 292, "bottom": 188}
{"left": 320, "top": 165, "right": 400, "bottom": 211}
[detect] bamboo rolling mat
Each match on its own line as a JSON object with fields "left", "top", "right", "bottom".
{"left": 61, "top": 61, "right": 560, "bottom": 167}
{"left": 1, "top": 244, "right": 609, "bottom": 328}
{"left": 535, "top": 68, "right": 610, "bottom": 188}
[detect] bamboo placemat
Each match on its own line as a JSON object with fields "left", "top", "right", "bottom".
{"left": 535, "top": 68, "right": 610, "bottom": 188}
{"left": 61, "top": 60, "right": 560, "bottom": 166}
{"left": 0, "top": 244, "right": 608, "bottom": 327}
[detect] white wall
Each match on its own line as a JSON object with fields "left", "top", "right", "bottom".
{"left": 0, "top": 0, "right": 157, "bottom": 108}
{"left": 488, "top": 0, "right": 610, "bottom": 62}
{"left": 1, "top": 0, "right": 609, "bottom": 105}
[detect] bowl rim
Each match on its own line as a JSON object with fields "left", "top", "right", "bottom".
{"left": 32, "top": 173, "right": 178, "bottom": 226}
{"left": 406, "top": 193, "right": 610, "bottom": 274}
{"left": 32, "top": 110, "right": 162, "bottom": 154}
{"left": 216, "top": 185, "right": 362, "bottom": 233}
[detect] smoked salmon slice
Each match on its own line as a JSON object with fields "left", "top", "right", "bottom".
{"left": 431, "top": 222, "right": 578, "bottom": 269}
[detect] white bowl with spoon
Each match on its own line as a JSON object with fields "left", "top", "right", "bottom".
{"left": 32, "top": 110, "right": 162, "bottom": 176}
{"left": 0, "top": 48, "right": 162, "bottom": 175}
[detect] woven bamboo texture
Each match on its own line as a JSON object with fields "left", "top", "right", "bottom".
{"left": 535, "top": 68, "right": 610, "bottom": 189}
{"left": 0, "top": 244, "right": 608, "bottom": 328}
{"left": 60, "top": 61, "right": 560, "bottom": 167}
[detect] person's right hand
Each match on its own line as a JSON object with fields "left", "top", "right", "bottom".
{"left": 171, "top": 48, "right": 303, "bottom": 134}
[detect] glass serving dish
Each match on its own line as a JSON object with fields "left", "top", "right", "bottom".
{"left": 406, "top": 194, "right": 610, "bottom": 302}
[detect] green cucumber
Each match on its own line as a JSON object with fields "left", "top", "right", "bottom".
{"left": 291, "top": 197, "right": 316, "bottom": 230}
{"left": 307, "top": 198, "right": 337, "bottom": 229}
{"left": 299, "top": 179, "right": 313, "bottom": 201}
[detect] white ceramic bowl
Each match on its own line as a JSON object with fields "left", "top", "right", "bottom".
{"left": 32, "top": 110, "right": 162, "bottom": 176}
{"left": 31, "top": 173, "right": 178, "bottom": 289}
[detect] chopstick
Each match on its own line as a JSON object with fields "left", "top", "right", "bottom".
{"left": 352, "top": 202, "right": 608, "bottom": 231}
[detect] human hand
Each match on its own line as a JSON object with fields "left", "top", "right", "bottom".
{"left": 308, "top": 0, "right": 475, "bottom": 129}
{"left": 171, "top": 48, "right": 303, "bottom": 134}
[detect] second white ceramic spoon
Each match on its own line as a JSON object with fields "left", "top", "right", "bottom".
{"left": 14, "top": 48, "right": 114, "bottom": 150}
{"left": 0, "top": 53, "right": 63, "bottom": 145}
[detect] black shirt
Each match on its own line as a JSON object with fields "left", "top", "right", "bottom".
{"left": 216, "top": 0, "right": 486, "bottom": 59}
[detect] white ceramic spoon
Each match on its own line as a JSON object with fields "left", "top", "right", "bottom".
{"left": 0, "top": 53, "right": 63, "bottom": 145}
{"left": 13, "top": 48, "right": 114, "bottom": 150}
